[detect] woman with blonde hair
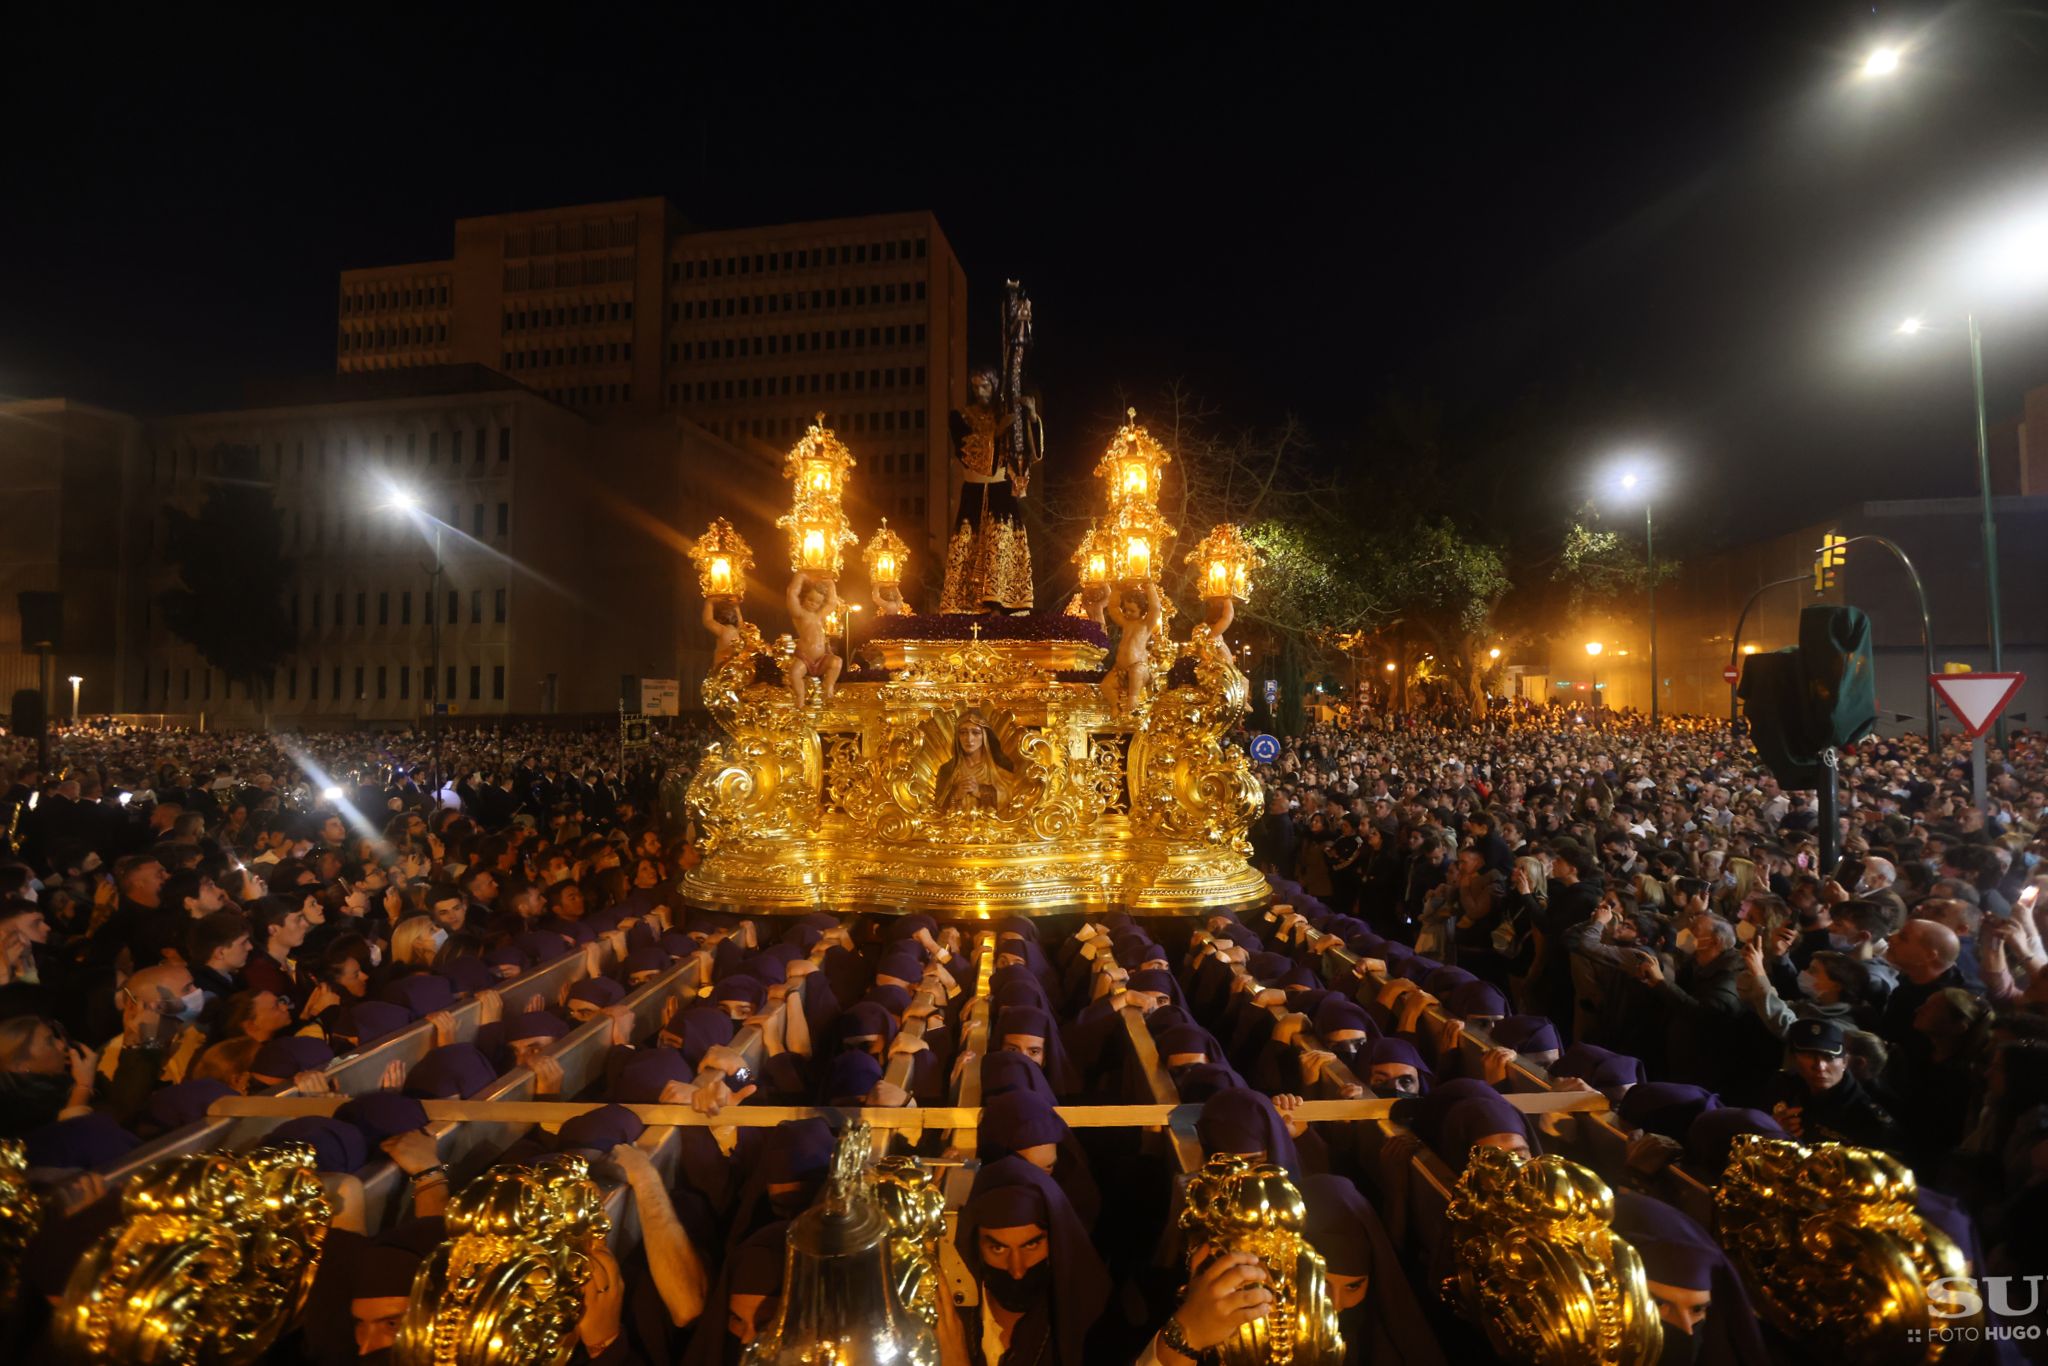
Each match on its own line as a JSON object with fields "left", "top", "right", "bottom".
{"left": 389, "top": 914, "right": 443, "bottom": 971}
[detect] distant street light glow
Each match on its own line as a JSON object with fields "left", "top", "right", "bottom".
{"left": 1896, "top": 316, "right": 1924, "bottom": 335}
{"left": 385, "top": 484, "right": 421, "bottom": 513}
{"left": 1585, "top": 641, "right": 1603, "bottom": 657}
{"left": 1863, "top": 46, "right": 1901, "bottom": 77}
{"left": 1488, "top": 647, "right": 1501, "bottom": 659}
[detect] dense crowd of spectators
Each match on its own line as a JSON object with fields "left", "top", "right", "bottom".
{"left": 0, "top": 709, "right": 2040, "bottom": 1364}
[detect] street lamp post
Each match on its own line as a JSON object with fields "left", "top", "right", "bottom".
{"left": 1613, "top": 468, "right": 1659, "bottom": 727}
{"left": 1898, "top": 314, "right": 2006, "bottom": 741}
{"left": 1967, "top": 315, "right": 2005, "bottom": 722}
{"left": 385, "top": 487, "right": 445, "bottom": 799}
{"left": 67, "top": 675, "right": 82, "bottom": 724}
{"left": 1585, "top": 640, "right": 1603, "bottom": 723}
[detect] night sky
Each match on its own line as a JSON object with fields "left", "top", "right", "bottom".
{"left": 7, "top": 3, "right": 2048, "bottom": 557}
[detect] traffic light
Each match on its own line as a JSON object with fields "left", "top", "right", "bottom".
{"left": 1813, "top": 533, "right": 1847, "bottom": 591}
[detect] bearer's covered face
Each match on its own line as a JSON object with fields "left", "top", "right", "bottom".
{"left": 960, "top": 723, "right": 985, "bottom": 754}
{"left": 1369, "top": 1062, "right": 1420, "bottom": 1095}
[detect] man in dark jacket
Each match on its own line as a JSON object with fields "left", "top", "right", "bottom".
{"left": 1769, "top": 1018, "right": 1905, "bottom": 1151}
{"left": 1534, "top": 839, "right": 1603, "bottom": 1037}
{"left": 1249, "top": 793, "right": 1296, "bottom": 879}
{"left": 1634, "top": 912, "right": 1749, "bottom": 1092}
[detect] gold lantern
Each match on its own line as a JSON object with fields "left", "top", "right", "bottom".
{"left": 1091, "top": 412, "right": 1175, "bottom": 586}
{"left": 1186, "top": 523, "right": 1266, "bottom": 603}
{"left": 1094, "top": 408, "right": 1173, "bottom": 515}
{"left": 1072, "top": 521, "right": 1109, "bottom": 589}
{"left": 777, "top": 415, "right": 859, "bottom": 576}
{"left": 689, "top": 518, "right": 754, "bottom": 601}
{"left": 864, "top": 519, "right": 911, "bottom": 589}
{"left": 788, "top": 413, "right": 856, "bottom": 501}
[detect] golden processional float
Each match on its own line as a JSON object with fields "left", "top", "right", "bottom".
{"left": 682, "top": 406, "right": 1271, "bottom": 918}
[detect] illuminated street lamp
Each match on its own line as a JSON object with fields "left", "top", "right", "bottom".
{"left": 67, "top": 675, "right": 82, "bottom": 722}
{"left": 1585, "top": 640, "right": 1603, "bottom": 714}
{"left": 1488, "top": 647, "right": 1501, "bottom": 660}
{"left": 1863, "top": 46, "right": 1902, "bottom": 77}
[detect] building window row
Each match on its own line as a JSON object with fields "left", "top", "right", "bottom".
{"left": 147, "top": 660, "right": 503, "bottom": 707}
{"left": 151, "top": 429, "right": 513, "bottom": 491}
{"left": 502, "top": 299, "right": 633, "bottom": 331}
{"left": 677, "top": 371, "right": 927, "bottom": 404}
{"left": 505, "top": 256, "right": 633, "bottom": 292}
{"left": 672, "top": 237, "right": 926, "bottom": 281}
{"left": 342, "top": 323, "right": 448, "bottom": 351}
{"left": 674, "top": 280, "right": 926, "bottom": 320}
{"left": 505, "top": 217, "right": 638, "bottom": 258}
{"left": 875, "top": 450, "right": 928, "bottom": 476}
{"left": 542, "top": 384, "right": 630, "bottom": 407}
{"left": 504, "top": 342, "right": 633, "bottom": 371}
{"left": 342, "top": 282, "right": 451, "bottom": 314}
{"left": 696, "top": 412, "right": 926, "bottom": 445}
{"left": 670, "top": 325, "right": 927, "bottom": 361}
{"left": 290, "top": 582, "right": 508, "bottom": 632}
{"left": 285, "top": 498, "right": 510, "bottom": 554}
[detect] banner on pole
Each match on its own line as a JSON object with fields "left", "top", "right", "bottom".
{"left": 640, "top": 678, "right": 681, "bottom": 716}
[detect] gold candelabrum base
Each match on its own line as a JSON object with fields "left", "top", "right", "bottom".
{"left": 683, "top": 620, "right": 1269, "bottom": 918}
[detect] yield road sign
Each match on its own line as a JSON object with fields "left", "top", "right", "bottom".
{"left": 1928, "top": 672, "right": 2024, "bottom": 738}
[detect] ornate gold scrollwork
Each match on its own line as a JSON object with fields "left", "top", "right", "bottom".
{"left": 1179, "top": 1155, "right": 1346, "bottom": 1366}
{"left": 1443, "top": 1146, "right": 1663, "bottom": 1366}
{"left": 1715, "top": 1135, "right": 1979, "bottom": 1364}
{"left": 869, "top": 1155, "right": 948, "bottom": 1329}
{"left": 54, "top": 1141, "right": 334, "bottom": 1365}
{"left": 395, "top": 1155, "right": 606, "bottom": 1366}
{"left": 1129, "top": 640, "right": 1262, "bottom": 851}
{"left": 0, "top": 1139, "right": 43, "bottom": 1317}
{"left": 395, "top": 1154, "right": 610, "bottom": 1366}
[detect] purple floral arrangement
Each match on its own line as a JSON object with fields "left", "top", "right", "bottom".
{"left": 864, "top": 612, "right": 1111, "bottom": 651}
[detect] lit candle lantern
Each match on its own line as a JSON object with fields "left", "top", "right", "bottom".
{"left": 1125, "top": 536, "right": 1152, "bottom": 581}
{"left": 690, "top": 518, "right": 755, "bottom": 601}
{"left": 802, "top": 527, "right": 828, "bottom": 568}
{"left": 862, "top": 518, "right": 910, "bottom": 589}
{"left": 1184, "top": 523, "right": 1265, "bottom": 603}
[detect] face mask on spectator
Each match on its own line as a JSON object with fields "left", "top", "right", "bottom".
{"left": 1734, "top": 921, "right": 1757, "bottom": 944}
{"left": 369, "top": 943, "right": 384, "bottom": 967}
{"left": 1827, "top": 930, "right": 1860, "bottom": 953}
{"left": 1673, "top": 930, "right": 1696, "bottom": 954}
{"left": 1796, "top": 970, "right": 1820, "bottom": 999}
{"left": 176, "top": 987, "right": 207, "bottom": 1021}
{"left": 429, "top": 927, "right": 448, "bottom": 950}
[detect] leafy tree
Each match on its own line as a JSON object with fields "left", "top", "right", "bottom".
{"left": 159, "top": 444, "right": 295, "bottom": 715}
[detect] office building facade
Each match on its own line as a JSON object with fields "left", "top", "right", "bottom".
{"left": 338, "top": 200, "right": 969, "bottom": 598}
